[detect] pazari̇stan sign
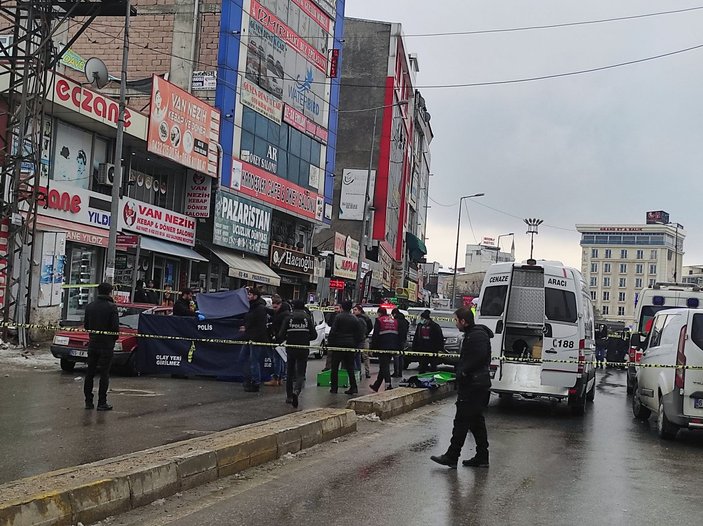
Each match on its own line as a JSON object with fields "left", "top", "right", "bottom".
{"left": 213, "top": 190, "right": 271, "bottom": 256}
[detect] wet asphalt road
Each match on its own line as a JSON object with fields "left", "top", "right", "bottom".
{"left": 106, "top": 368, "right": 703, "bottom": 526}
{"left": 0, "top": 356, "right": 352, "bottom": 484}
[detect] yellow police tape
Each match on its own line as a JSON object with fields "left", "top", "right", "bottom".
{"left": 5, "top": 319, "right": 703, "bottom": 371}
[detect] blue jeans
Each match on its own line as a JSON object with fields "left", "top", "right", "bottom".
{"left": 240, "top": 344, "right": 262, "bottom": 384}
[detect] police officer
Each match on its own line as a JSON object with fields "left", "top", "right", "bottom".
{"left": 431, "top": 306, "right": 493, "bottom": 469}
{"left": 83, "top": 282, "right": 120, "bottom": 411}
{"left": 328, "top": 300, "right": 364, "bottom": 395}
{"left": 370, "top": 307, "right": 401, "bottom": 392}
{"left": 279, "top": 299, "right": 317, "bottom": 408}
{"left": 413, "top": 310, "right": 445, "bottom": 373}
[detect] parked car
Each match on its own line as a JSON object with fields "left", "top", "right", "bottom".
{"left": 50, "top": 304, "right": 172, "bottom": 375}
{"left": 405, "top": 308, "right": 462, "bottom": 368}
{"left": 632, "top": 307, "right": 703, "bottom": 440}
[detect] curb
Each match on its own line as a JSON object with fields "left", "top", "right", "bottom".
{"left": 347, "top": 382, "right": 455, "bottom": 420}
{"left": 0, "top": 408, "right": 356, "bottom": 526}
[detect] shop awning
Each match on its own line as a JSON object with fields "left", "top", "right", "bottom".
{"left": 140, "top": 236, "right": 209, "bottom": 262}
{"left": 205, "top": 243, "right": 281, "bottom": 287}
{"left": 406, "top": 232, "right": 428, "bottom": 262}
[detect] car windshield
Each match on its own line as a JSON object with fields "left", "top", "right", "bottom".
{"left": 116, "top": 306, "right": 151, "bottom": 329}
{"left": 119, "top": 314, "right": 141, "bottom": 329}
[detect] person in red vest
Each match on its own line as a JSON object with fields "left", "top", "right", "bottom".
{"left": 370, "top": 307, "right": 401, "bottom": 391}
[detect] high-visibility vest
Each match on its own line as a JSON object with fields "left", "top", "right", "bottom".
{"left": 377, "top": 315, "right": 399, "bottom": 336}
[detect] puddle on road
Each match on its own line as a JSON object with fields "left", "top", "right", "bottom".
{"left": 109, "top": 388, "right": 161, "bottom": 397}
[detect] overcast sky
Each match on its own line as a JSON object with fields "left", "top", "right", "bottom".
{"left": 344, "top": 0, "right": 703, "bottom": 270}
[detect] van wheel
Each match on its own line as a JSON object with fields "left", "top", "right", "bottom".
{"left": 586, "top": 382, "right": 595, "bottom": 402}
{"left": 123, "top": 353, "right": 139, "bottom": 376}
{"left": 632, "top": 389, "right": 651, "bottom": 421}
{"left": 657, "top": 398, "right": 679, "bottom": 440}
{"left": 626, "top": 373, "right": 634, "bottom": 395}
{"left": 568, "top": 392, "right": 586, "bottom": 416}
{"left": 60, "top": 358, "right": 75, "bottom": 372}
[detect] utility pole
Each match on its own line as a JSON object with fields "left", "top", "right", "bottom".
{"left": 355, "top": 109, "right": 377, "bottom": 303}
{"left": 451, "top": 193, "right": 484, "bottom": 308}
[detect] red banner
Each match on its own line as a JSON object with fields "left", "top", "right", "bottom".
{"left": 283, "top": 104, "right": 328, "bottom": 144}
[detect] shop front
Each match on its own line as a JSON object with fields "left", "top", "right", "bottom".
{"left": 331, "top": 254, "right": 358, "bottom": 303}
{"left": 269, "top": 243, "right": 316, "bottom": 300}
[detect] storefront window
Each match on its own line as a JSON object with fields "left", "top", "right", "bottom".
{"left": 65, "top": 244, "right": 100, "bottom": 321}
{"left": 125, "top": 156, "right": 186, "bottom": 213}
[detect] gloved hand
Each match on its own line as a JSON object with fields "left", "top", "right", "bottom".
{"left": 197, "top": 312, "right": 205, "bottom": 321}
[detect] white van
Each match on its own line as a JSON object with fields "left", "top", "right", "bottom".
{"left": 632, "top": 308, "right": 703, "bottom": 440}
{"left": 626, "top": 283, "right": 703, "bottom": 394}
{"left": 475, "top": 260, "right": 596, "bottom": 415}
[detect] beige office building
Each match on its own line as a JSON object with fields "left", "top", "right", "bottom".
{"left": 575, "top": 223, "right": 685, "bottom": 328}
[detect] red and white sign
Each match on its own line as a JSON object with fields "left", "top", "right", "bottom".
{"left": 116, "top": 234, "right": 139, "bottom": 249}
{"left": 147, "top": 76, "right": 220, "bottom": 177}
{"left": 231, "top": 158, "right": 324, "bottom": 222}
{"left": 241, "top": 78, "right": 283, "bottom": 124}
{"left": 250, "top": 0, "right": 328, "bottom": 72}
{"left": 185, "top": 172, "right": 212, "bottom": 218}
{"left": 334, "top": 232, "right": 346, "bottom": 255}
{"left": 36, "top": 181, "right": 112, "bottom": 230}
{"left": 119, "top": 199, "right": 196, "bottom": 246}
{"left": 333, "top": 255, "right": 358, "bottom": 280}
{"left": 53, "top": 76, "right": 147, "bottom": 139}
{"left": 283, "top": 104, "right": 328, "bottom": 144}
{"left": 291, "top": 0, "right": 333, "bottom": 31}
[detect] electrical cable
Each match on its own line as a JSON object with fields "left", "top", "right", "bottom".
{"left": 463, "top": 199, "right": 479, "bottom": 244}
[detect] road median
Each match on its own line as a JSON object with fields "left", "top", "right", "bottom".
{"left": 347, "top": 382, "right": 455, "bottom": 420}
{"left": 0, "top": 408, "right": 356, "bottom": 526}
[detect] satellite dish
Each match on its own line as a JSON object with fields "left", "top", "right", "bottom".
{"left": 84, "top": 57, "right": 109, "bottom": 89}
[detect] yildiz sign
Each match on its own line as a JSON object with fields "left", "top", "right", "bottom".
{"left": 270, "top": 244, "right": 315, "bottom": 276}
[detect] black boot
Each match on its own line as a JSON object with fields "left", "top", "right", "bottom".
{"left": 462, "top": 453, "right": 489, "bottom": 468}
{"left": 430, "top": 454, "right": 457, "bottom": 469}
{"left": 344, "top": 388, "right": 358, "bottom": 395}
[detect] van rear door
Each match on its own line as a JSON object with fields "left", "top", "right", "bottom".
{"left": 541, "top": 268, "right": 580, "bottom": 387}
{"left": 477, "top": 269, "right": 511, "bottom": 376}
{"left": 683, "top": 312, "right": 703, "bottom": 419}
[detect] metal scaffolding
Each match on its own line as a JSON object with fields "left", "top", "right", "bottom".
{"left": 0, "top": 0, "right": 131, "bottom": 345}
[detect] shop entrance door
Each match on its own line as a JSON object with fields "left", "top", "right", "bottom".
{"left": 64, "top": 244, "right": 100, "bottom": 322}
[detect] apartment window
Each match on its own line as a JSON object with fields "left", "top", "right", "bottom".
{"left": 602, "top": 291, "right": 610, "bottom": 301}
{"left": 636, "top": 263, "right": 643, "bottom": 274}
{"left": 620, "top": 249, "right": 628, "bottom": 259}
{"left": 603, "top": 277, "right": 611, "bottom": 287}
{"left": 604, "top": 249, "right": 612, "bottom": 259}
{"left": 604, "top": 263, "right": 611, "bottom": 273}
{"left": 636, "top": 250, "right": 644, "bottom": 259}
{"left": 591, "top": 263, "right": 598, "bottom": 273}
{"left": 619, "top": 278, "right": 627, "bottom": 288}
{"left": 590, "top": 277, "right": 597, "bottom": 287}
{"left": 649, "top": 278, "right": 656, "bottom": 287}
{"left": 618, "top": 306, "right": 625, "bottom": 316}
{"left": 619, "top": 263, "right": 627, "bottom": 273}
{"left": 619, "top": 292, "right": 626, "bottom": 302}
{"left": 590, "top": 291, "right": 596, "bottom": 301}
{"left": 635, "top": 278, "right": 643, "bottom": 288}
{"left": 649, "top": 264, "right": 657, "bottom": 275}
{"left": 591, "top": 248, "right": 599, "bottom": 258}
{"left": 602, "top": 306, "right": 609, "bottom": 315}
{"left": 650, "top": 250, "right": 657, "bottom": 260}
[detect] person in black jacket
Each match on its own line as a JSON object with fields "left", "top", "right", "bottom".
{"left": 353, "top": 304, "right": 373, "bottom": 378}
{"left": 328, "top": 300, "right": 364, "bottom": 395}
{"left": 173, "top": 288, "right": 197, "bottom": 316}
{"left": 133, "top": 280, "right": 150, "bottom": 303}
{"left": 413, "top": 310, "right": 445, "bottom": 373}
{"left": 265, "top": 295, "right": 290, "bottom": 386}
{"left": 392, "top": 308, "right": 409, "bottom": 377}
{"left": 239, "top": 286, "right": 271, "bottom": 392}
{"left": 83, "top": 282, "right": 120, "bottom": 411}
{"left": 431, "top": 306, "right": 493, "bottom": 469}
{"left": 279, "top": 299, "right": 317, "bottom": 408}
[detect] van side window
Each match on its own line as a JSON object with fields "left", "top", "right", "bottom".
{"left": 691, "top": 314, "right": 703, "bottom": 350}
{"left": 545, "top": 288, "right": 578, "bottom": 323}
{"left": 648, "top": 315, "right": 668, "bottom": 348}
{"left": 481, "top": 286, "right": 507, "bottom": 316}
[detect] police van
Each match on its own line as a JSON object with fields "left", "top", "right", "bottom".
{"left": 475, "top": 260, "right": 596, "bottom": 415}
{"left": 626, "top": 283, "right": 703, "bottom": 394}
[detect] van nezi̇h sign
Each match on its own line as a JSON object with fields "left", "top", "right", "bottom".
{"left": 213, "top": 190, "right": 271, "bottom": 257}
{"left": 270, "top": 245, "right": 315, "bottom": 276}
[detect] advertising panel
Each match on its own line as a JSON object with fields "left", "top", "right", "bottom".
{"left": 240, "top": 78, "right": 283, "bottom": 124}
{"left": 380, "top": 246, "right": 393, "bottom": 289}
{"left": 646, "top": 210, "right": 670, "bottom": 225}
{"left": 147, "top": 76, "right": 220, "bottom": 176}
{"left": 334, "top": 232, "right": 346, "bottom": 255}
{"left": 345, "top": 236, "right": 359, "bottom": 259}
{"left": 214, "top": 190, "right": 271, "bottom": 256}
{"left": 270, "top": 245, "right": 315, "bottom": 275}
{"left": 119, "top": 199, "right": 196, "bottom": 246}
{"left": 283, "top": 104, "right": 328, "bottom": 143}
{"left": 333, "top": 254, "right": 358, "bottom": 280}
{"left": 339, "top": 169, "right": 375, "bottom": 221}
{"left": 36, "top": 181, "right": 111, "bottom": 229}
{"left": 231, "top": 158, "right": 324, "bottom": 221}
{"left": 185, "top": 172, "right": 212, "bottom": 218}
{"left": 407, "top": 281, "right": 417, "bottom": 302}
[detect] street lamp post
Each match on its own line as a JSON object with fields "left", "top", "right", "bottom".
{"left": 495, "top": 232, "right": 514, "bottom": 263}
{"left": 452, "top": 193, "right": 485, "bottom": 309}
{"left": 524, "top": 218, "right": 543, "bottom": 260}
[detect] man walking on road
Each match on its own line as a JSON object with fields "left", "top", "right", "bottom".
{"left": 431, "top": 306, "right": 493, "bottom": 469}
{"left": 370, "top": 307, "right": 401, "bottom": 392}
{"left": 83, "top": 282, "right": 119, "bottom": 411}
{"left": 279, "top": 299, "right": 317, "bottom": 408}
{"left": 328, "top": 300, "right": 364, "bottom": 395}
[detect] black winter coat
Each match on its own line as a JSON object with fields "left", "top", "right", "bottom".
{"left": 173, "top": 298, "right": 196, "bottom": 316}
{"left": 328, "top": 311, "right": 365, "bottom": 349}
{"left": 395, "top": 314, "right": 410, "bottom": 347}
{"left": 244, "top": 297, "right": 271, "bottom": 343}
{"left": 270, "top": 302, "right": 291, "bottom": 343}
{"left": 133, "top": 288, "right": 150, "bottom": 304}
{"left": 456, "top": 324, "right": 493, "bottom": 397}
{"left": 84, "top": 295, "right": 119, "bottom": 350}
{"left": 356, "top": 313, "right": 373, "bottom": 337}
{"left": 279, "top": 309, "right": 317, "bottom": 347}
{"left": 412, "top": 320, "right": 445, "bottom": 353}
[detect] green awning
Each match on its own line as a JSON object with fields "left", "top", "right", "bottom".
{"left": 406, "top": 232, "right": 427, "bottom": 262}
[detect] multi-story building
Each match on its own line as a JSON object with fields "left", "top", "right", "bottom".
{"left": 313, "top": 17, "right": 432, "bottom": 305}
{"left": 682, "top": 265, "right": 703, "bottom": 287}
{"left": 576, "top": 222, "right": 685, "bottom": 327}
{"left": 464, "top": 241, "right": 514, "bottom": 274}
